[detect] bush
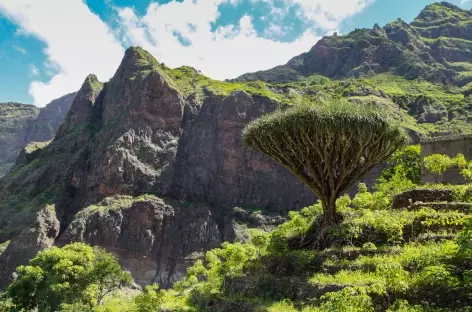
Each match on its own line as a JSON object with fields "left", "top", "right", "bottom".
{"left": 352, "top": 183, "right": 390, "bottom": 210}
{"left": 413, "top": 265, "right": 459, "bottom": 289}
{"left": 380, "top": 145, "right": 421, "bottom": 184}
{"left": 315, "top": 287, "right": 374, "bottom": 312}
{"left": 424, "top": 154, "right": 454, "bottom": 181}
{"left": 134, "top": 284, "right": 163, "bottom": 312}
{"left": 7, "top": 243, "right": 131, "bottom": 311}
{"left": 457, "top": 218, "right": 472, "bottom": 259}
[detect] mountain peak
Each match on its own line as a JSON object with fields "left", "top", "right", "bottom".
{"left": 430, "top": 1, "right": 464, "bottom": 10}
{"left": 76, "top": 74, "right": 102, "bottom": 99}
{"left": 412, "top": 1, "right": 471, "bottom": 26}
{"left": 123, "top": 46, "right": 157, "bottom": 63}
{"left": 115, "top": 46, "right": 160, "bottom": 79}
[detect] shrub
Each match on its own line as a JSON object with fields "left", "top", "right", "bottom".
{"left": 134, "top": 284, "right": 163, "bottom": 312}
{"left": 315, "top": 287, "right": 375, "bottom": 312}
{"left": 457, "top": 218, "right": 472, "bottom": 259}
{"left": 380, "top": 144, "right": 421, "bottom": 184}
{"left": 413, "top": 265, "right": 459, "bottom": 289}
{"left": 7, "top": 243, "right": 131, "bottom": 311}
{"left": 423, "top": 154, "right": 454, "bottom": 181}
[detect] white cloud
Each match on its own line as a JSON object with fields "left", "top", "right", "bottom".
{"left": 116, "top": 0, "right": 317, "bottom": 80}
{"left": 12, "top": 44, "right": 27, "bottom": 54}
{"left": 0, "top": 0, "right": 124, "bottom": 107}
{"left": 289, "top": 0, "right": 376, "bottom": 29}
{"left": 1, "top": 0, "right": 374, "bottom": 106}
{"left": 116, "top": 0, "right": 373, "bottom": 80}
{"left": 29, "top": 64, "right": 39, "bottom": 76}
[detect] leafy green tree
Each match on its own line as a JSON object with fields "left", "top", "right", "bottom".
{"left": 243, "top": 103, "right": 405, "bottom": 229}
{"left": 423, "top": 154, "right": 454, "bottom": 182}
{"left": 133, "top": 284, "right": 163, "bottom": 312}
{"left": 380, "top": 144, "right": 421, "bottom": 184}
{"left": 461, "top": 168, "right": 472, "bottom": 182}
{"left": 91, "top": 248, "right": 132, "bottom": 305}
{"left": 7, "top": 243, "right": 131, "bottom": 311}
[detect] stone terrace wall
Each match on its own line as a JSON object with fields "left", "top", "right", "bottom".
{"left": 421, "top": 134, "right": 472, "bottom": 184}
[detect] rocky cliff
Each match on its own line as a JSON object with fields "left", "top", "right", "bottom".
{"left": 0, "top": 93, "right": 76, "bottom": 177}
{"left": 2, "top": 1, "right": 472, "bottom": 291}
{"left": 0, "top": 103, "right": 39, "bottom": 176}
{"left": 0, "top": 47, "right": 315, "bottom": 289}
{"left": 235, "top": 2, "right": 472, "bottom": 86}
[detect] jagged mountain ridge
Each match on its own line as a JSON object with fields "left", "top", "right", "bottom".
{"left": 1, "top": 1, "right": 472, "bottom": 291}
{"left": 0, "top": 93, "right": 76, "bottom": 177}
{"left": 234, "top": 2, "right": 472, "bottom": 86}
{"left": 0, "top": 47, "right": 316, "bottom": 289}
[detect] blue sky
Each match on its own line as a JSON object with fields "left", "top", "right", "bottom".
{"left": 1, "top": 0, "right": 471, "bottom": 106}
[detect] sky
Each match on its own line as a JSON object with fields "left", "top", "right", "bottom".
{"left": 1, "top": 0, "right": 472, "bottom": 107}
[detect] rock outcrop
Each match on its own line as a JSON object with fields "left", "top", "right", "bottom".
{"left": 0, "top": 93, "right": 76, "bottom": 177}
{"left": 0, "top": 206, "right": 60, "bottom": 289}
{"left": 27, "top": 92, "right": 77, "bottom": 143}
{"left": 0, "top": 103, "right": 39, "bottom": 176}
{"left": 0, "top": 47, "right": 316, "bottom": 288}
{"left": 58, "top": 195, "right": 221, "bottom": 288}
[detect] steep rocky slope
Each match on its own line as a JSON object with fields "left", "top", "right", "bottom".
{"left": 232, "top": 2, "right": 472, "bottom": 137}
{"left": 0, "top": 103, "right": 39, "bottom": 176}
{"left": 27, "top": 92, "right": 77, "bottom": 143}
{"left": 2, "top": 1, "right": 472, "bottom": 293}
{"left": 0, "top": 93, "right": 75, "bottom": 177}
{"left": 235, "top": 2, "right": 472, "bottom": 87}
{"left": 0, "top": 47, "right": 315, "bottom": 289}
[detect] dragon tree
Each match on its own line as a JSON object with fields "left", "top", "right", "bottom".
{"left": 243, "top": 102, "right": 406, "bottom": 243}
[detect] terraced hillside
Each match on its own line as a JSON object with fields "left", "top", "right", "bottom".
{"left": 149, "top": 182, "right": 472, "bottom": 311}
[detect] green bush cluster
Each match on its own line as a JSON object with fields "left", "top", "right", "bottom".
{"left": 423, "top": 152, "right": 472, "bottom": 183}
{"left": 3, "top": 147, "right": 472, "bottom": 311}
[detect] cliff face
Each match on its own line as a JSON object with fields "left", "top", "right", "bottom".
{"left": 59, "top": 196, "right": 222, "bottom": 288}
{"left": 0, "top": 93, "right": 76, "bottom": 177}
{"left": 234, "top": 2, "right": 472, "bottom": 85}
{"left": 3, "top": 2, "right": 471, "bottom": 291}
{"left": 27, "top": 92, "right": 77, "bottom": 143}
{"left": 0, "top": 47, "right": 315, "bottom": 289}
{"left": 0, "top": 103, "right": 39, "bottom": 176}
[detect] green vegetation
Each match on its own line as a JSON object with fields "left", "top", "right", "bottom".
{"left": 3, "top": 243, "right": 131, "bottom": 311}
{"left": 243, "top": 102, "right": 406, "bottom": 247}
{"left": 424, "top": 154, "right": 455, "bottom": 181}
{"left": 0, "top": 241, "right": 9, "bottom": 256}
{"left": 75, "top": 194, "right": 162, "bottom": 217}
{"left": 24, "top": 141, "right": 51, "bottom": 153}
{"left": 145, "top": 171, "right": 472, "bottom": 311}
{"left": 379, "top": 145, "right": 421, "bottom": 185}
{"left": 2, "top": 152, "right": 472, "bottom": 311}
{"left": 423, "top": 152, "right": 472, "bottom": 183}
{"left": 163, "top": 66, "right": 289, "bottom": 104}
